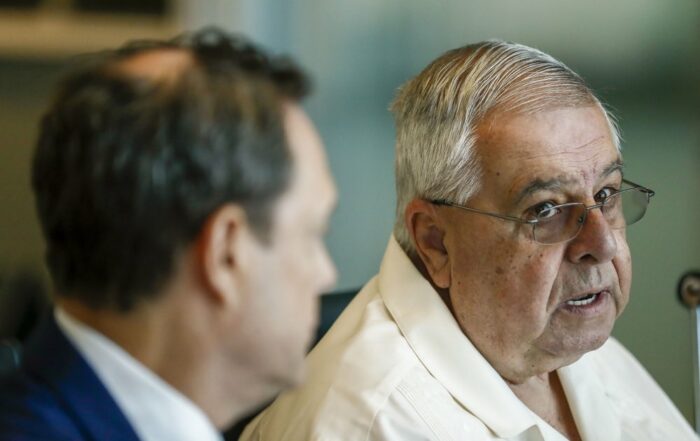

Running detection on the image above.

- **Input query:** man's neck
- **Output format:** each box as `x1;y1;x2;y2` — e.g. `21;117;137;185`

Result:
58;298;168;371
57;297;225;424
56;295;279;430
508;371;582;441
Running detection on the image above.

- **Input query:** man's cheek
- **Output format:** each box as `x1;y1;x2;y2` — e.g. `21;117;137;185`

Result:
614;239;632;280
522;252;559;288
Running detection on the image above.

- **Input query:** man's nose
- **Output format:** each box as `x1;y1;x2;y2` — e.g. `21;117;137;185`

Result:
565;207;619;264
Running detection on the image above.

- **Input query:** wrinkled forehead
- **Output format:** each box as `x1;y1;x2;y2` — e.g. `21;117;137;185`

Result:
475;106;622;198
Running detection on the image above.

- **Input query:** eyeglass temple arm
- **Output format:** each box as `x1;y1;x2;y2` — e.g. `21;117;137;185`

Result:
622;179;655;198
431;178;655;225
430;199;538;225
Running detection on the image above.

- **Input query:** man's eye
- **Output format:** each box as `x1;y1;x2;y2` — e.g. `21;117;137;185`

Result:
595;187;617;203
531;201;560;220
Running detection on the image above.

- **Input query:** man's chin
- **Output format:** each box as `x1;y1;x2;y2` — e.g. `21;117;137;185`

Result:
545;303;617;356
286;361;307;389
267;356;306;392
547;331;612;363
535;321;614;369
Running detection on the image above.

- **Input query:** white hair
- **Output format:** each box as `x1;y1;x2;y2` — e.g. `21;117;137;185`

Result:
390;40;621;256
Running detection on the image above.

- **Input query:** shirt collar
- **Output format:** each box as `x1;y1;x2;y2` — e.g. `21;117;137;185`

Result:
55;308;223;441
378;236;623;440
558;352;621;441
378;236;537;438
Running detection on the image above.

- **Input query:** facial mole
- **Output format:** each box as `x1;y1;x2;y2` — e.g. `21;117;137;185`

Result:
495;266;504;275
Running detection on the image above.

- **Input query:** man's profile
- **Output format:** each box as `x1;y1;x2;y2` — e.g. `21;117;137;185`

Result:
0;28;336;441
241;40;697;440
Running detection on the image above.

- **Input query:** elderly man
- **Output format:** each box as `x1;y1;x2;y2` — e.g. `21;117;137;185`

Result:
241;41;697;440
0;29;336;441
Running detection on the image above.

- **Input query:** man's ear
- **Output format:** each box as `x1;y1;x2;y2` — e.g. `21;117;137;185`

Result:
195;204;250;307
404;199;451;289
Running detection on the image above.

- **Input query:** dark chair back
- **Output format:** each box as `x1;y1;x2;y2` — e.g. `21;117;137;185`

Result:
0;340;22;376
314;289;359;344
0;270;50;342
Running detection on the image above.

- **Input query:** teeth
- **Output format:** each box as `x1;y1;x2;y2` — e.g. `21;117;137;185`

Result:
566;293;598;307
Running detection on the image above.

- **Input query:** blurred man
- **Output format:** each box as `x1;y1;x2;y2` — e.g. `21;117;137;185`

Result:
0;28;336;441
242;41;698;440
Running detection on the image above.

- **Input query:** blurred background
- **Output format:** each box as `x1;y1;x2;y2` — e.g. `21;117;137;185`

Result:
0;0;698;425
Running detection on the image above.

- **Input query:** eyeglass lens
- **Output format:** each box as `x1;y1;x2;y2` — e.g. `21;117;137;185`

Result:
533;188;650;244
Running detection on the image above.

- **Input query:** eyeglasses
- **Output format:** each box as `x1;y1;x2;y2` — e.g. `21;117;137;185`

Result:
430;179;655;245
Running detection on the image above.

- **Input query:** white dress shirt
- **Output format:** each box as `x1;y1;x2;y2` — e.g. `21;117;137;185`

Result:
56;308;223;441
241;236;698;441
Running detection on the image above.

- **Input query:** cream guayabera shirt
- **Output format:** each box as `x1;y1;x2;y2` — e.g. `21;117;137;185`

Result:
56;309;224;441
241;237;698;441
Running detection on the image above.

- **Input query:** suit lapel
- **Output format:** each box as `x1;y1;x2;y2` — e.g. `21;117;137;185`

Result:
23;313;142;441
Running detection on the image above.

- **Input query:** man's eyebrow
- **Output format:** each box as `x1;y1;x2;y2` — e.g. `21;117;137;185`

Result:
601;160;625;179
513;177;573;206
513;159;625;206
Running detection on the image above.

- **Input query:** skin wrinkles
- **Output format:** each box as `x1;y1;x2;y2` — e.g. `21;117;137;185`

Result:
504;151;623;213
507;133;606;160
512;160;624;210
438;106;631;384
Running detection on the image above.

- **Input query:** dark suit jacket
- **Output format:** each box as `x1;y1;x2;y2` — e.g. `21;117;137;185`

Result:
0;313;141;441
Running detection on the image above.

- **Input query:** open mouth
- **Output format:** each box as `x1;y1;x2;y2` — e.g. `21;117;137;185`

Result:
566;292;599;307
